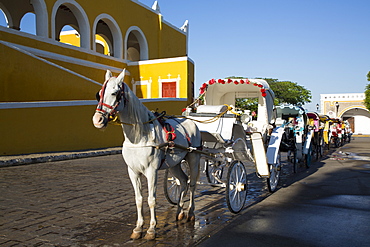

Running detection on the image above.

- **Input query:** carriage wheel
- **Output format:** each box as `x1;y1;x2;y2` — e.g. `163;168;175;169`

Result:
317;138;324;159
288;140;299;173
267;151;281;193
226;161;247;213
163;161;189;205
205;160;224;185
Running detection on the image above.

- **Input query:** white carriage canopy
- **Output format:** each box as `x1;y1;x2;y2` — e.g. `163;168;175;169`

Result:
199;78;275;123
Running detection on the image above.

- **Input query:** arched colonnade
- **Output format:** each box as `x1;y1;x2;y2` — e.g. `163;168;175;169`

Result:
0;0;148;61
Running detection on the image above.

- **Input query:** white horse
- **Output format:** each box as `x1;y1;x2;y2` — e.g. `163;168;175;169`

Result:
92;69;201;240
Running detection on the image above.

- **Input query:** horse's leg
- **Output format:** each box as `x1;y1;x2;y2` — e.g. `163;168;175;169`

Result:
185;152;200;221
143;167;158;240
127;167;144;239
168;164;189;221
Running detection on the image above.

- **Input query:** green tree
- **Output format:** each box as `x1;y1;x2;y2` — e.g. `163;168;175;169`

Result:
364;71;370;111
226;76;312;111
263;78;311;106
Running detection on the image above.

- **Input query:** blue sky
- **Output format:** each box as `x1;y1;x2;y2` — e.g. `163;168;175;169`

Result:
141;0;370;111
1;0;369;111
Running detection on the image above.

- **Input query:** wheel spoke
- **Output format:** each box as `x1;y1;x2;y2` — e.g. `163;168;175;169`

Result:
226;161;247;213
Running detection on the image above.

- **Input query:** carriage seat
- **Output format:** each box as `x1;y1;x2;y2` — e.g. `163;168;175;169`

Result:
188;107;238;146
274;117;286;127
196;105;228;114
244;120;267;134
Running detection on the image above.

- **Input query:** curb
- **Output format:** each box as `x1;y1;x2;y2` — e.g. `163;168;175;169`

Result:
0;147;122;167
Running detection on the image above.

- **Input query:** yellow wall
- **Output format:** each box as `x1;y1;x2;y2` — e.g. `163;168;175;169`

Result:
59;31;110;56
0;0;194;155
0;106;123;155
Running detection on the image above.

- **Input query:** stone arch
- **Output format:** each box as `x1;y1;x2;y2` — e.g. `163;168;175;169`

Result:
51;0;90;49
0;2;13;28
0;0;47;36
340;106;370;118
0;0;34;31
30;0;48;37
124;26;148;61
92;14;123;59
340;106;370;134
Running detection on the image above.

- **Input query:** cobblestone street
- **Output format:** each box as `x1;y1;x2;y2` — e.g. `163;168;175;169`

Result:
0;152;291;246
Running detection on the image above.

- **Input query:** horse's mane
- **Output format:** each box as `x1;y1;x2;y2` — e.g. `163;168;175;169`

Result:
123;83;154;143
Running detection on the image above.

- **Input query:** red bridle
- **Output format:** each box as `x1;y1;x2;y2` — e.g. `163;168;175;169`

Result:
95;78;126;118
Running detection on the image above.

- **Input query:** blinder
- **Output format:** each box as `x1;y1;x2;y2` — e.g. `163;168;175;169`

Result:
96;91;101;102
95;79;126;121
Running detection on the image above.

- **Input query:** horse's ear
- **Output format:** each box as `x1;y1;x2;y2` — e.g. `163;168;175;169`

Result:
105;70;112;81
117;69;126;83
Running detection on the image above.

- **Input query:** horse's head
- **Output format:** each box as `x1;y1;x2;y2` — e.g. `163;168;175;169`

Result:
92;69;128;129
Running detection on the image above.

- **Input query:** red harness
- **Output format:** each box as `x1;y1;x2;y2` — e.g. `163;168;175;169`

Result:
95;78;126;119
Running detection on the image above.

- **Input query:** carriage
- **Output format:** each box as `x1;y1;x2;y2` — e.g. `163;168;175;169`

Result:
275;104;312;172
164;78;284;213
328;118;343;148
319;114;331;150
93;70;287;239
307;112;324;161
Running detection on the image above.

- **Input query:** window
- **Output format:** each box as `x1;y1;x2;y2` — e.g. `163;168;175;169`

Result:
162;82;176;98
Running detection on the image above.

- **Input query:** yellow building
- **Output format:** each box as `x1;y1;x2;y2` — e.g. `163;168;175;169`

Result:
0;0;195;155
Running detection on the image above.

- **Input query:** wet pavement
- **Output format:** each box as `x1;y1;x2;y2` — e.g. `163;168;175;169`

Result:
0;149;270;246
0;137;369;246
200;137;370;247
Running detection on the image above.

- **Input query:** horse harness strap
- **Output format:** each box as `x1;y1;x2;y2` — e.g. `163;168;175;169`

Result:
96;78;127;118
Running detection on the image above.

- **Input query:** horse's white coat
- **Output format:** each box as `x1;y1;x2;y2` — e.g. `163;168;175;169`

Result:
92;69;201;240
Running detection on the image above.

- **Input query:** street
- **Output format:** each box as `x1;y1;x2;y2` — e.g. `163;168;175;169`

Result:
1;137;369;246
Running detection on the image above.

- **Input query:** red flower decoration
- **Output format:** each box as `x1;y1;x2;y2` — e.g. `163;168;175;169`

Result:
246;79;250;84
234;81;239;85
209;79;215;85
253;83;258;86
258;84;263;88
182;108;186;112
260;88;266;93
221;80;225;84
240;79;245;84
218;79;223;83
262;92;267;97
227;79;232;84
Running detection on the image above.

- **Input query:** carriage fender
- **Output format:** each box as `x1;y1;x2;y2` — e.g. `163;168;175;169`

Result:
303;129;314;155
250;133;269;177
266;127;285;165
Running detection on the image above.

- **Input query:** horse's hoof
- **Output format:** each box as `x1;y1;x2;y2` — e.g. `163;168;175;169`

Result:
130;231;142;240
177;212;185;221
144;232;156;240
187;215;196;222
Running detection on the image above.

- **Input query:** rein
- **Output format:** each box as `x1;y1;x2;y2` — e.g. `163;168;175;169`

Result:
172;104;239;124
113;104;238;126
108;111;166;126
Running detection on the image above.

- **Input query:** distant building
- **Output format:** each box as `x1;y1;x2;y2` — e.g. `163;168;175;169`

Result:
320;93;370;135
